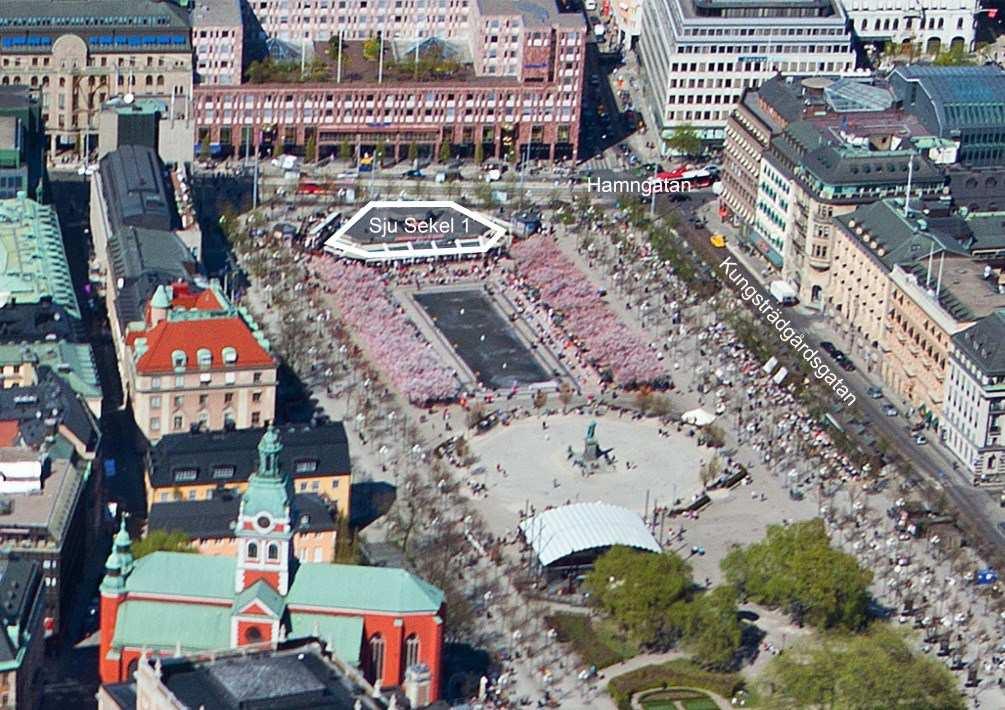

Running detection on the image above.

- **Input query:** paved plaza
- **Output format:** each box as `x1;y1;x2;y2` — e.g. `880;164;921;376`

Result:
466;413;707;535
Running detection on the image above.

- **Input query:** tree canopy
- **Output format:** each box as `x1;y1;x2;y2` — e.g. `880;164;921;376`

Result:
585;546;693;646
666;123;702;157
761;626;964;710
679;585;743;670
721;519;872;630
131;530;196;560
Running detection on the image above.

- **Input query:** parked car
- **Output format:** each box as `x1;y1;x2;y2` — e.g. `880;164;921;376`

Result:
914;434;928;445
820;341;838;356
883;404;899;417
839;357;856;372
404;169;425;179
866;386;883;399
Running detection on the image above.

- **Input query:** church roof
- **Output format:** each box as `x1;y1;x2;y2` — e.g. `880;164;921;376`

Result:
112;600;231;652
123;552;445;614
234;580;286;619
288;614;363;667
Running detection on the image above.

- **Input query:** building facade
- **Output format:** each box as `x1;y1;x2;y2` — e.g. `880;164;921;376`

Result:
144;422;351;517
125;282;277;442
840;0;979;54
638;0;857;146
943;311;1005;482
191;0;245;86
890;64;1005;169
100;428;445;699
0;0;194;155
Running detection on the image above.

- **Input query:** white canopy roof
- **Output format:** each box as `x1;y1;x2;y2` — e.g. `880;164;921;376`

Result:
519;502;661;567
682;408;716;426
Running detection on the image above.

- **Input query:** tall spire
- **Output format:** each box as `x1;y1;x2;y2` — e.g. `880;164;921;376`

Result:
101;514;134;594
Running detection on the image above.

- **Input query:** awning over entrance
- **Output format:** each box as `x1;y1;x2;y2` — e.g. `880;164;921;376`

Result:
745;227;784;268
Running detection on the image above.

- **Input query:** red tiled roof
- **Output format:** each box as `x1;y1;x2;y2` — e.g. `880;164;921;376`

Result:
171;284;223;311
0;421;20;447
133;317;275;374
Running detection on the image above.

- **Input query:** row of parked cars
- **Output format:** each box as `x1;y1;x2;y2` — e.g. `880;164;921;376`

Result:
819;341;856;372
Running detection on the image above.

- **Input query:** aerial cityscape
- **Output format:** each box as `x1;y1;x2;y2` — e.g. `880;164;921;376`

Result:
0;0;1002;708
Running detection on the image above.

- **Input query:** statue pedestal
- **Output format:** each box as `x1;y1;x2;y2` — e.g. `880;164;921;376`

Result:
583;440;600;461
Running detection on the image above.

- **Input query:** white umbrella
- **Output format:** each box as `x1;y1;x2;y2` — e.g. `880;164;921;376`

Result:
682;408;716;427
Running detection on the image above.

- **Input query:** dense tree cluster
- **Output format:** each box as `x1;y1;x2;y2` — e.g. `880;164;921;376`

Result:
721;519;872;630
762;626;965;710
585;547;743;670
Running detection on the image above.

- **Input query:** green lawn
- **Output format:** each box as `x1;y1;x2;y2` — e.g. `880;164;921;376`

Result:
545;612;636;668
681;698;720;710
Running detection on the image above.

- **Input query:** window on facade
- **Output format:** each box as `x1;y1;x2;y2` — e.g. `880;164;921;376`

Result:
173;415;184;431
369;635;385;681
405;635;420;669
267;543;279;560
252;391;262;403
248;542;259;558
253;372;262;384
252;412;261;425
150;417;160;431
224;393;234;403
172;350;187;368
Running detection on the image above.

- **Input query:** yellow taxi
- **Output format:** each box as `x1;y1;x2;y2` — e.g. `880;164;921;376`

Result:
709;233;727;248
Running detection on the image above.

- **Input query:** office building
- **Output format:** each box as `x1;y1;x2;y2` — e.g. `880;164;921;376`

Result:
193;0;585;161
0;88;43;201
841;0;979;54
191;0;245;86
638;0;857;147
943;310;1005;482
0;0;194;157
891;64;1005;168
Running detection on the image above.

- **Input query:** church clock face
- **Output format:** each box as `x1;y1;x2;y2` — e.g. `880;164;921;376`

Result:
256;514;271;530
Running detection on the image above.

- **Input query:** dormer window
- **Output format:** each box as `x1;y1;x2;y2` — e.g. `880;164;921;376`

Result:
173;467;198;482
172;350;187;369
222;346;237;364
197;348;212;367
294;459;318;473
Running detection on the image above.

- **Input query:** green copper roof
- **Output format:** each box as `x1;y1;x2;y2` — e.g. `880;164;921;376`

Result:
0;342;101;402
125;552;236;600
150;284;171;309
288;563;445;614
233;580;286;618
112;600;231;652
240;426;291;521
0;197;80;319
288;613;363;666
126;552;444;614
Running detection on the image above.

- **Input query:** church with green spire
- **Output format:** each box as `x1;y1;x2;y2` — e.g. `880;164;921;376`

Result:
98;427;446;701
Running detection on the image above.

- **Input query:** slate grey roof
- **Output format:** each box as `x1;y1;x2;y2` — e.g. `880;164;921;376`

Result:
756;77;805;124
145;641;383;710
953;310;1005;377
147;422;350;489
106;227;199;328
148;491;338;540
966;212;1005;254
0;366;99;453
0;558;41;665
802;147;942;187
0;301;83;343
835;199;969;272
99;146;176;234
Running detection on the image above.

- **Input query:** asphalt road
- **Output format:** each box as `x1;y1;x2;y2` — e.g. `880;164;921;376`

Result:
667;200;1005;556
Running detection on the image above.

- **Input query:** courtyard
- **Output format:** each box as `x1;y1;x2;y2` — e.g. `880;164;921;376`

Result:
465;413;707;536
